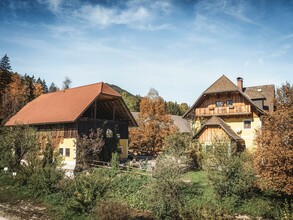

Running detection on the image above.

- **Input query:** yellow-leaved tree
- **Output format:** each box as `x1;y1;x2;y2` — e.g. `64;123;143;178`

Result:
130;88;177;155
254;82;293;196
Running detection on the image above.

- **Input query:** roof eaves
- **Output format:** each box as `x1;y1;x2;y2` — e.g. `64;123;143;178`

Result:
182;92;206;119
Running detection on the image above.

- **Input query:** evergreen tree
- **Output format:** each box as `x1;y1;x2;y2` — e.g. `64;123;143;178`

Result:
0;54;12;95
0;54;12;71
42;79;48;93
22;74;36;101
49;82;59;92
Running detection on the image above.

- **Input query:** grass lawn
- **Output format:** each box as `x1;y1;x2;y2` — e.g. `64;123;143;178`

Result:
183;171;216;202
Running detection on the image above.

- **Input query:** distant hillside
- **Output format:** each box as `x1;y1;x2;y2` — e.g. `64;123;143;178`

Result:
107;83;140;112
106;83;136;97
107;83;189;116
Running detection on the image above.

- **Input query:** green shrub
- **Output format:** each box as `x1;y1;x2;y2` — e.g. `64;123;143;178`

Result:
92;200;131;220
204;142;256;201
149;155;186;220
64;169;112;214
107;173;151;210
239;197;276;218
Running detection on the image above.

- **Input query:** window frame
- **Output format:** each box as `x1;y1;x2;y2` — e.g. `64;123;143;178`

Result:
215;101;222;107
243;119;252;129
226;100;233;107
59;148;64;156
65;148;70;157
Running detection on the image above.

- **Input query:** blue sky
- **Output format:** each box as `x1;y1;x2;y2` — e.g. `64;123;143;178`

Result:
0;0;292;104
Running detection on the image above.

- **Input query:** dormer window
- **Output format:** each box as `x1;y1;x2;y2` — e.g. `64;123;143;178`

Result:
216;101;222;107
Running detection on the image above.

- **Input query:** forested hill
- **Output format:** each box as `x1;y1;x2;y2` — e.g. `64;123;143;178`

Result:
107;83;141;112
106;83;136;98
107;84;189;116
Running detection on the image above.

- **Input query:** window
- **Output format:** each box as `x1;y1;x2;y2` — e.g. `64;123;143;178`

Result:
216;101;222;107
227;100;233;107
59;148;64;156
204;143;213;153
117;146;123;154
65;148;70;157
243;120;252;129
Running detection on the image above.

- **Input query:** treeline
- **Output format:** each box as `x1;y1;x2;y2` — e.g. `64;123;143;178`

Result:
0;54;59;125
0;54;189;126
119;89;189;115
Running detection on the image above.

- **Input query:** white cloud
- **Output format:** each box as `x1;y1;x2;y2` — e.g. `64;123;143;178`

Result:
74;4;155;27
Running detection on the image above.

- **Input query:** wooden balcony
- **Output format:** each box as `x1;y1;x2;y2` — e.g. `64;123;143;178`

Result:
195;105;251;116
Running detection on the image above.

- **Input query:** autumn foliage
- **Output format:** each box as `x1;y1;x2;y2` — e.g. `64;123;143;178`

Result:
0;55;49;125
130;94;177;155
254;82;293;196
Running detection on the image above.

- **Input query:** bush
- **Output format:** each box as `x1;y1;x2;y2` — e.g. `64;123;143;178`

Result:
149;155;186;220
164;132;199;170
92;200;131;220
203;142;256;200
63;169;113;214
107;173;151;210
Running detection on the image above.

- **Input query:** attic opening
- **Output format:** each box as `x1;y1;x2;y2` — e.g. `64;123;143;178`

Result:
80;95;129;122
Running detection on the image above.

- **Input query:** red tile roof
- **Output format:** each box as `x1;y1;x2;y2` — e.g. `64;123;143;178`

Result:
5;82;122;126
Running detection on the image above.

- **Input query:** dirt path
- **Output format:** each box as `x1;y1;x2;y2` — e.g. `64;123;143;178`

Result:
0;195;50;220
0;201;50;220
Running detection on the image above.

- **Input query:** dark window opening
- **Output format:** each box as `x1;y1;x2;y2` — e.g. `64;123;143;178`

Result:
59;148;64;156
227;100;233;106
216;101;222;107
65;148;70;157
243;120;251;129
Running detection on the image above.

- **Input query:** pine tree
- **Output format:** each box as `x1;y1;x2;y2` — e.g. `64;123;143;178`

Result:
0;54;12;71
49;82;59;92
0;54;12;95
42;79;48;93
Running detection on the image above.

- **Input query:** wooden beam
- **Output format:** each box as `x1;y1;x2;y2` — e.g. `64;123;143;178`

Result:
94;100;97;119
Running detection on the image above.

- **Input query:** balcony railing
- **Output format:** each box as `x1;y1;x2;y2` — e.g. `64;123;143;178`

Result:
195;105;251;116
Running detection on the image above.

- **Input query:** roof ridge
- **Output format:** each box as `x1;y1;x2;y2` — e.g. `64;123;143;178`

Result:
203;74;239;94
63;82;103;91
245;84;275;88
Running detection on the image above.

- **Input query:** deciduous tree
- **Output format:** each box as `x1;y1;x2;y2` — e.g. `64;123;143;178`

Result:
254;82;293;196
130;89;177;155
62;76;72;90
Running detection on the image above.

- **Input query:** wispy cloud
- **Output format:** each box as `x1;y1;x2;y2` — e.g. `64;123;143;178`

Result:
193;0;264;34
36;0;64;13
35;0;174;30
75;4;150;26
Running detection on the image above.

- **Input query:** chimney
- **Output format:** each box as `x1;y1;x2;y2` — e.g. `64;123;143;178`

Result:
237;77;243;91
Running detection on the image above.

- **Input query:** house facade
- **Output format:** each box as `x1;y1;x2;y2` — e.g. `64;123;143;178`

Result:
5;82;137;168
183;75;274;150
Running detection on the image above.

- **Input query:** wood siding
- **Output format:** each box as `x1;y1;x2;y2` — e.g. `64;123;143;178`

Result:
37;123;78;138
195;93;252;117
198;126;229;143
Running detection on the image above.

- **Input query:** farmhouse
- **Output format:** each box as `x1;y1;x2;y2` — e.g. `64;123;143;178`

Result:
5;82;137;168
183;75;274;150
